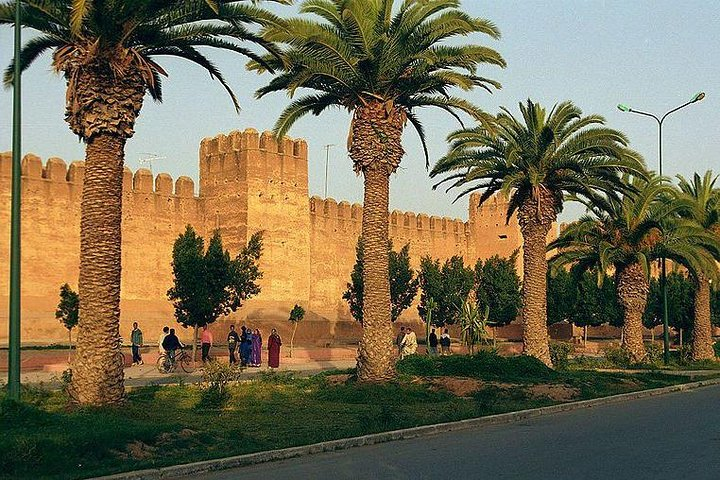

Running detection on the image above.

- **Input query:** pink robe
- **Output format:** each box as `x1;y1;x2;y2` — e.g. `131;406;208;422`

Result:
268;334;282;368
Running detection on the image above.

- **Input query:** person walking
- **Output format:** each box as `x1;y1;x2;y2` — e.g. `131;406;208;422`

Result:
395;326;406;357
130;322;144;366
227;325;240;365
440;328;451;355
158;326;169;355
201;325;213;363
268;328;282;370
250;329;262;367
400;327;418;359
240;325;252;366
428;328;439;356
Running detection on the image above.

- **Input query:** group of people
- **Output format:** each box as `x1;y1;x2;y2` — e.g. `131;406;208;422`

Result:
395;326;452;359
129;322;284;370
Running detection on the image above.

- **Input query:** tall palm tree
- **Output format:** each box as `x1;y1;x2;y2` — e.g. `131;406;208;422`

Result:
1;0;288;405
549;175;720;363
432;100;644;366
249;0;505;381
676;171;720;360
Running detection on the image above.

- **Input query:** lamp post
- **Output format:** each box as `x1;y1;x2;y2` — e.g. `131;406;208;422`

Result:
617;92;706;365
8;0;23;401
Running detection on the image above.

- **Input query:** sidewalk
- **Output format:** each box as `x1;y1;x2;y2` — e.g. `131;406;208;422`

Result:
0;346;358;388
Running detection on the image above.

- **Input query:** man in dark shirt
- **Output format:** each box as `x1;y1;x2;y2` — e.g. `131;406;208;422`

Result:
227;325;240;365
428;328;439;356
161;328;183;364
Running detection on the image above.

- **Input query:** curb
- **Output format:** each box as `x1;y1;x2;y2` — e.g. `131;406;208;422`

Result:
92;377;720;480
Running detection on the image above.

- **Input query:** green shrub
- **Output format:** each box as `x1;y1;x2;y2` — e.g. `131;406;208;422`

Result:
645;343;663;365
396;350;555;383
677;345;693;364
714;341;720;358
603;345;631;368
549;342;573;370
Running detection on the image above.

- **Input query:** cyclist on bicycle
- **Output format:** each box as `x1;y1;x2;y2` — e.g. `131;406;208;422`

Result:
161;328;184;366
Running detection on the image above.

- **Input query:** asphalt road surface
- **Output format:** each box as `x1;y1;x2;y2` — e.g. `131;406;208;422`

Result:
188;384;720;480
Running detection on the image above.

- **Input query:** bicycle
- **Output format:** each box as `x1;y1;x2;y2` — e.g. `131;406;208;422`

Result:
156;347;196;374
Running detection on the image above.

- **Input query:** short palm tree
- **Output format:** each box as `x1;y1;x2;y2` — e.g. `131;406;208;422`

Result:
1;0;288;405
676;171;720;360
432;100;645;365
249;0;505;381
549;175;720;363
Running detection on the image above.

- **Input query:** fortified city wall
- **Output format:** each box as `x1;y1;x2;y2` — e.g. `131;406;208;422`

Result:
0;128;524;345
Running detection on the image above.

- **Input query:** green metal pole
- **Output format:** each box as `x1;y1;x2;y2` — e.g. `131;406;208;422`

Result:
658;121;670;365
8;0;22;401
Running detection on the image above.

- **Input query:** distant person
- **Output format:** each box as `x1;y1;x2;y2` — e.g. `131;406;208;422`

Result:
268;329;282;370
440;329;451;355
250;328;262;367
240;325;252;366
395;326;406;356
130;322;144;366
227;325;240;365
158;326;169;354
400;327;417;359
162;328;183;364
201;325;213;363
428;328;438;356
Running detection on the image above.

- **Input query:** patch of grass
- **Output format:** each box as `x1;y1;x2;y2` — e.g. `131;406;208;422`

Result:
0;352;704;480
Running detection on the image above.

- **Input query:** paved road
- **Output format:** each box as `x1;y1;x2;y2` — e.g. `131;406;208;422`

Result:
195;384;720;480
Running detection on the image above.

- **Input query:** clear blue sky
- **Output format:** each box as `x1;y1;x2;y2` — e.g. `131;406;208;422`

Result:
1;0;718;222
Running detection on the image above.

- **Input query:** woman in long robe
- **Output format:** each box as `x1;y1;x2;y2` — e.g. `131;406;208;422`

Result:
251;329;262;367
268;329;282;369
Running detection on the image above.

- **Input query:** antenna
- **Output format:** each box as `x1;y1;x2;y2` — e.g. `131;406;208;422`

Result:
323;144;335;198
138;153;167;174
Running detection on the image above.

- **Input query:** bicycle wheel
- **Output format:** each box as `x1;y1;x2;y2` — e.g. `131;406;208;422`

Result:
180;353;196;373
156;354;170;373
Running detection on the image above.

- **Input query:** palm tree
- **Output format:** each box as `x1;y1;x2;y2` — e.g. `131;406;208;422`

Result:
549;175;720;363
249;0;505;381
676;171;720;360
432;100;644;366
1;0;288;405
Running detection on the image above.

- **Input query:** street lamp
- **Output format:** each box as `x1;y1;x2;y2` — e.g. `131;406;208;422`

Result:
8;0;23;401
617;92;706;365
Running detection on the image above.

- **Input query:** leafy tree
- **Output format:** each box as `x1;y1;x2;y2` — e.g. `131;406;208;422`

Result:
644;273;695;335
418;256;474;327
167;226;263;363
572;271;623;328
550;175;720;363
475;253;521;327
1;0;287;404
251;0;505;382
675;171;720;359
288;304;305;358
56;283;79;362
547;269;576;326
432;99;645;366
343;239;419;324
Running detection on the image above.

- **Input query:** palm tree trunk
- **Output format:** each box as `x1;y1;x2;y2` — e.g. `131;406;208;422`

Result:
350;101;405;382
692;273;714;360
356;164;395;381
616;262;648;363
71;133;126;405
517;197;555;367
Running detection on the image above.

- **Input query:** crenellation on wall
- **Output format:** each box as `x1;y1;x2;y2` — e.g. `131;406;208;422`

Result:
175;176;195;197
67;161;85;184
21;154;43;177
44;157;67;180
0;151;10;176
132;168;154;193
155;173;173;195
